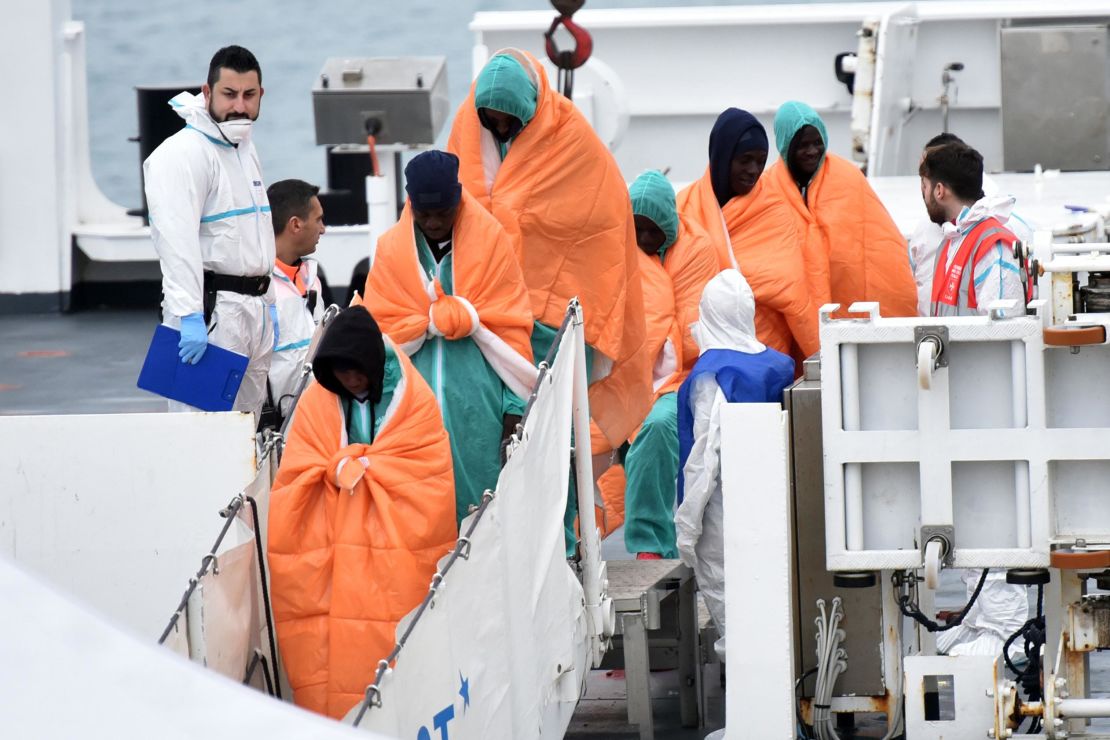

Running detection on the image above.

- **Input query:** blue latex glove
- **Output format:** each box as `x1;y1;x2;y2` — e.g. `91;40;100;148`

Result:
269;303;280;351
178;312;208;364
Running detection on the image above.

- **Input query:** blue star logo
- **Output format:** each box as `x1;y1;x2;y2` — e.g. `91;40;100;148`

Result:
458;671;470;712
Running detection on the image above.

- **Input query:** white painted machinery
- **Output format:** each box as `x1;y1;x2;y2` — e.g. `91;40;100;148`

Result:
726;220;1110;738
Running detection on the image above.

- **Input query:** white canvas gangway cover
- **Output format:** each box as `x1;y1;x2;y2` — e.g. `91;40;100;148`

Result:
159;441;282;697
346;305;610;739
0;553;388;740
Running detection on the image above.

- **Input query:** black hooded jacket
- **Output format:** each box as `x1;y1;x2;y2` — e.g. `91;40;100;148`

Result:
311;307;387;404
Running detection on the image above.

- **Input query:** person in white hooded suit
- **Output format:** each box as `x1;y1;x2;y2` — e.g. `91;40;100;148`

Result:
673;269;796;660
144;45;277;417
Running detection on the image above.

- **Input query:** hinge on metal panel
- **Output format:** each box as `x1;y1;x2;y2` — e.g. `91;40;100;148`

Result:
640;588;662;630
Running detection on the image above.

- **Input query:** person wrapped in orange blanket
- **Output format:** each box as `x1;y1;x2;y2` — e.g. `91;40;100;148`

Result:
677;108;819;364
446;48;651;452
267;306;456;719
767;101;917;318
365;150;535;527
594;170;720;557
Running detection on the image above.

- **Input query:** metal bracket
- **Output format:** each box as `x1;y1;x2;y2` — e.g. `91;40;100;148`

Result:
640;588;662;630
986;298;1019;320
914;326;950;368
201;553;220;576
920;524;956;567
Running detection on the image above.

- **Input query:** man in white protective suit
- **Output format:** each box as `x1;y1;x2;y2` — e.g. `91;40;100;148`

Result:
144;45;277;417
936;570;1030;660
264;179;326;425
673;269;795;661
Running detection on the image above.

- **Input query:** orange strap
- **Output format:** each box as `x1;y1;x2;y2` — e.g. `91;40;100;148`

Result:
1050;548;1110;570
931;217;1008;309
1043;325;1107;347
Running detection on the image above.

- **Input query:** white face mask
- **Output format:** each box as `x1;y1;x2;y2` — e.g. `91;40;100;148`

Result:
217;118;253;145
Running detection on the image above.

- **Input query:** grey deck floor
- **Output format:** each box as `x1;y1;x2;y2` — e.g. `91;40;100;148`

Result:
0;308;165;415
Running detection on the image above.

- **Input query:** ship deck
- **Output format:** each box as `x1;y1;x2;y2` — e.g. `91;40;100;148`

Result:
6;308;1110;738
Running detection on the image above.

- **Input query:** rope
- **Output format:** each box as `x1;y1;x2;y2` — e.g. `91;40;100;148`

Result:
243;648;276;697
520;306;575;425
1005;583;1045;734
897;568;989;632
352;488;496;727
278;304;342;442
245;495;282;700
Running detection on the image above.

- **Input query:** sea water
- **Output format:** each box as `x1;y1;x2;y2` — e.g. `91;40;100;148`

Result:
73;0;884;209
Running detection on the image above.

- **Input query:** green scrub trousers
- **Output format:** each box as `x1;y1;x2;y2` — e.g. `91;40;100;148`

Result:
622;392;679;558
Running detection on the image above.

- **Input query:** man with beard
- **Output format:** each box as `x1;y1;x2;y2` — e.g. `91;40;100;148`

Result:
909;133;1034;315
144;45;277;417
919;141;1024;316
917;149;1029;663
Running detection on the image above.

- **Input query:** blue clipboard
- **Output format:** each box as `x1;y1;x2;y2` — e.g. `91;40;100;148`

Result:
137;324;249;412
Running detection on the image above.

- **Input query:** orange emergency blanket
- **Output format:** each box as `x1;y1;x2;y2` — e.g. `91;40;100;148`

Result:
364;191;536;395
590;251;682;534
662;216;720;383
640;251;685;397
767;153;918;317
267;346;456;719
678;170;819;358
447;48;650;446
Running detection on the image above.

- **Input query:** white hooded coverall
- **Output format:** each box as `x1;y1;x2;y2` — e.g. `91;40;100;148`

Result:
144;91;276;416
675;269;794;661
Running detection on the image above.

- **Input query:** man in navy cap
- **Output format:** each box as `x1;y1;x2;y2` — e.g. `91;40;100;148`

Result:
364;151;536;525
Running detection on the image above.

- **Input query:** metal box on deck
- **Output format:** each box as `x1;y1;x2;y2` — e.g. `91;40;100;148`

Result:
1001;24;1110;172
312;57;449;146
786;358;885;698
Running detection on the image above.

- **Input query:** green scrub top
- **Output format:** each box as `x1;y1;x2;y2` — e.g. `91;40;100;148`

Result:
341;344;400;445
410;228;525;526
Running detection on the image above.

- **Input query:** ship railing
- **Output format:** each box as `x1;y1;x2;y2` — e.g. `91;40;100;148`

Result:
152;303;342;698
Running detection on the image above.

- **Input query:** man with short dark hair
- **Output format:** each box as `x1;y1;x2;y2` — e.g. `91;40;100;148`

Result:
919;141;1032;660
267;179;326;419
919;141;1025;316
909;134;1033;314
144;45;277;417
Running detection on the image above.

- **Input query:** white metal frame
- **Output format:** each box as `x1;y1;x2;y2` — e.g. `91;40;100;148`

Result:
722;403;798;738
819;300;1110;572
